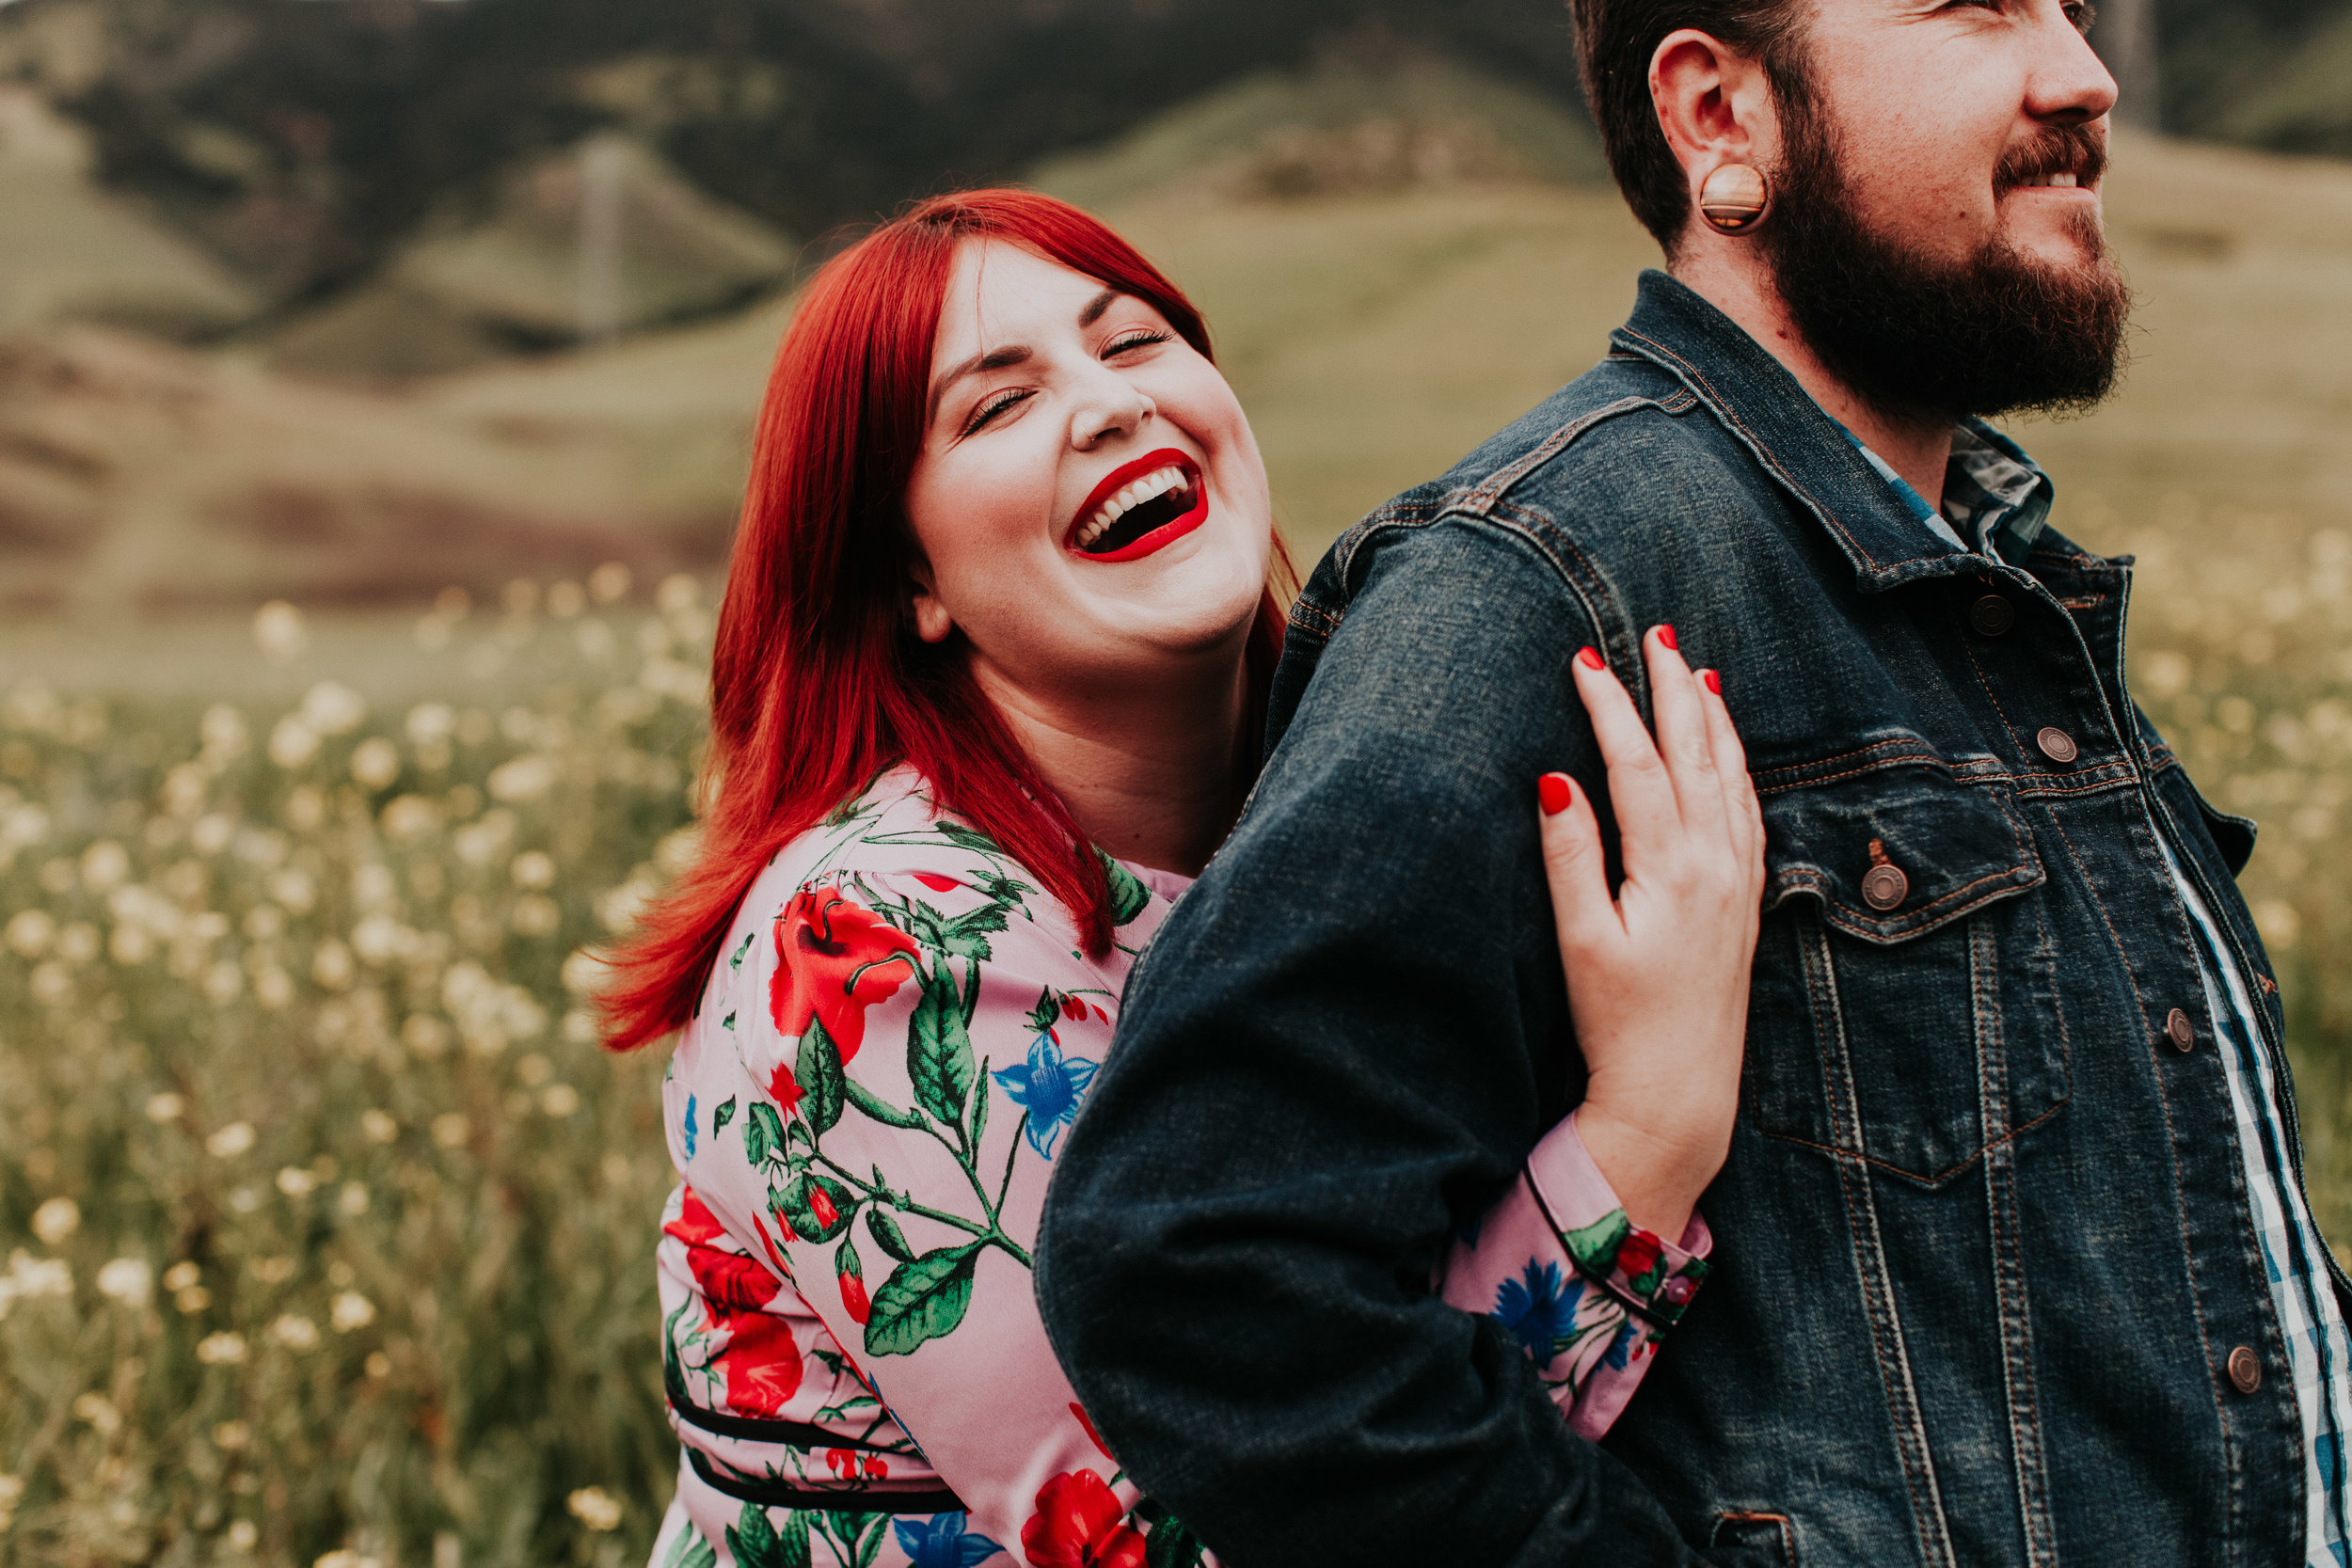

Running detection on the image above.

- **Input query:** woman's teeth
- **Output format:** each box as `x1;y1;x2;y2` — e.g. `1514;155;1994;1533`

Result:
1076;464;1188;549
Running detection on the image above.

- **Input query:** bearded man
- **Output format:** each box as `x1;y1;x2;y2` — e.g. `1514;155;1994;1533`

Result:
1037;0;2350;1563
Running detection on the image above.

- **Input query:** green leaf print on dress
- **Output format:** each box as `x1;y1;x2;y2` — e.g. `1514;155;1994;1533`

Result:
865;1243;982;1357
908;971;977;1124
727;1502;812;1568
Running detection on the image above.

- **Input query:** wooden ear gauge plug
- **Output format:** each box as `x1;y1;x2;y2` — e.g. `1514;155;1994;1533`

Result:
1699;164;1770;234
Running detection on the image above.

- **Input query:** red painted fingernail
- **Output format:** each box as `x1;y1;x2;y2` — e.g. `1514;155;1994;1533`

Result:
1576;646;1604;671
1539;773;1574;816
1657;625;1677;651
1702;668;1722;695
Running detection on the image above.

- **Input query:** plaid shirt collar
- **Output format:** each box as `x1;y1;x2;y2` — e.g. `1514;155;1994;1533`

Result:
1841;418;2055;564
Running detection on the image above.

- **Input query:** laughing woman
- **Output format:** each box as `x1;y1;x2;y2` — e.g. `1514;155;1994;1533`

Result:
601;191;1763;1568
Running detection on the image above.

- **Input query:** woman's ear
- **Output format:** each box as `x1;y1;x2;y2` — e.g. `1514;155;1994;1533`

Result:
907;558;954;644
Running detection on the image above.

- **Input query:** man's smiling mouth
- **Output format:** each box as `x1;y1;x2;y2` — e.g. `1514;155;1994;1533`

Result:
1995;124;2106;196
1065;450;1208;561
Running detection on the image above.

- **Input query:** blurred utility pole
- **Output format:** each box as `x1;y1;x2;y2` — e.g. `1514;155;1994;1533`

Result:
2096;0;2162;131
577;135;626;345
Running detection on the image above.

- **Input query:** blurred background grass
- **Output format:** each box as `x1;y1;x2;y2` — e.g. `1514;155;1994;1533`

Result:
4;0;2352;1563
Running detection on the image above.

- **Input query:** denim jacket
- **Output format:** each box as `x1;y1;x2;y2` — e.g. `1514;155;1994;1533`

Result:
1037;271;2334;1568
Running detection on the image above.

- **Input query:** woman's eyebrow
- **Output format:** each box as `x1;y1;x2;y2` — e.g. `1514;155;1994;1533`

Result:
928;344;1030;420
1077;288;1120;327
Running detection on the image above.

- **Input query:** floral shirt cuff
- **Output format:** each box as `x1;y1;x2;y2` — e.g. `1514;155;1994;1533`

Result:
1524;1112;1712;1329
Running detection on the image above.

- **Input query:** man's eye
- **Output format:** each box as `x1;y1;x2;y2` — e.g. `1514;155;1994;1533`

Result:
1104;329;1172;357
962;388;1031;435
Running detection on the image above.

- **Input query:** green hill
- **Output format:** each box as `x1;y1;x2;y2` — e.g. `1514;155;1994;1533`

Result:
265;133;798;380
1030;55;1607;211
6;53;2351;619
0;85;256;338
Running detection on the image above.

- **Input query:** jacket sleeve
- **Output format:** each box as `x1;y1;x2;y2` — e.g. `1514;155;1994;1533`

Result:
1038;516;1742;1566
1442;1113;1712;1440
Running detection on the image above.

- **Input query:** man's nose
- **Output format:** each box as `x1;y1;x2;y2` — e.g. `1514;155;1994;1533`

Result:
2029;2;2120;126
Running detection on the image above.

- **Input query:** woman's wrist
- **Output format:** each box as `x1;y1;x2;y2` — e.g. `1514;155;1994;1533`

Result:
1570;1100;1730;1241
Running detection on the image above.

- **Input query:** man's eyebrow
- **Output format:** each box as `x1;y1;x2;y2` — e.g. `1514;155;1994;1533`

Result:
1078;288;1120;327
928;343;1031;422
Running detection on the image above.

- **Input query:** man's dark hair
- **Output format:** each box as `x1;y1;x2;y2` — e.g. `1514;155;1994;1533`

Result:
1568;0;1812;250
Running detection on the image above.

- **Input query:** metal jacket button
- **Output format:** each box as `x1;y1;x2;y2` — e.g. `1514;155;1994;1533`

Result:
1861;838;1908;911
2166;1008;2197;1052
2037;727;2079;764
1969;594;2016;636
2227;1346;2263;1394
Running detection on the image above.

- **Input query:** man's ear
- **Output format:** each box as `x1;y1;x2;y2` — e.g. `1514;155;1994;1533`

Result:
1651;29;1780;200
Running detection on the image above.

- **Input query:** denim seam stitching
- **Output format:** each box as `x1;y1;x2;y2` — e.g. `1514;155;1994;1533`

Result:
1457;391;1699;515
1302;501;1443;634
1974;918;2060;1567
1752;742;1958;790
1756;1099;2069;1186
1799;918;1959;1562
1613;327;1952;578
2036;801;2242;1533
1773;864;2038;941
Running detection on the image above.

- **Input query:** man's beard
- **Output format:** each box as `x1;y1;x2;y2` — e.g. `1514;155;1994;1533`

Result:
1760;111;2131;423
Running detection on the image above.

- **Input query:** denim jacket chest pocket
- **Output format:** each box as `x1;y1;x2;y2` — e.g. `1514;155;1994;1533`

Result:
1741;764;2070;1185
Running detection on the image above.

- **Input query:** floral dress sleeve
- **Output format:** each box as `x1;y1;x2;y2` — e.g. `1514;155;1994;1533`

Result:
676;800;1215;1568
1438;1114;1712;1439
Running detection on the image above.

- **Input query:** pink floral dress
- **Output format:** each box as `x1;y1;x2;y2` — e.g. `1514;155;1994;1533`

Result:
649;768;1711;1568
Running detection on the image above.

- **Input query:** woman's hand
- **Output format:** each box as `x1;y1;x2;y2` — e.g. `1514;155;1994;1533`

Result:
1536;626;1765;1240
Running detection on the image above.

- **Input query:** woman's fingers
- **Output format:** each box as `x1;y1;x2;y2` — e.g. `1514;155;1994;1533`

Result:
1568;644;1681;857
1642;626;1727;838
1693;668;1762;868
1536;771;1619;958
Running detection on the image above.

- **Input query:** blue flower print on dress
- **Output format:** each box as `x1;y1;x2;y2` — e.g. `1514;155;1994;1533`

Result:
892;1511;1005;1567
1492;1259;1581;1370
682;1095;698;1162
990;1030;1099;1160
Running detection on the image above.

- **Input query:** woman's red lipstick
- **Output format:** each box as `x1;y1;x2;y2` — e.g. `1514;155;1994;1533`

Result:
1063;449;1209;563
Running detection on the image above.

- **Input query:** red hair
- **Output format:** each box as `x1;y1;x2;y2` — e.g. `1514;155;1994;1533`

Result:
600;189;1294;1052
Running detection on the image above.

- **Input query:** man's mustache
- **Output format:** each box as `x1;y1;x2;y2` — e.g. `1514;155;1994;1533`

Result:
1995;123;2109;189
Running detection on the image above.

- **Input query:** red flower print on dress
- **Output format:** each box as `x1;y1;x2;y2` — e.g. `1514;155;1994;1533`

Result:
806;1182;840;1233
666;1189;778;1321
1021;1470;1147;1568
770;885;922;1062
1614;1230;1664;1284
914;873;961;893
826;1449;859;1481
1060;995;1088;1022
862;1454;888;1479
665;1185;727;1248
769;1062;805;1118
665;1188;802;1414
716;1312;803;1416
1069;1403;1117;1465
840;1271;871;1324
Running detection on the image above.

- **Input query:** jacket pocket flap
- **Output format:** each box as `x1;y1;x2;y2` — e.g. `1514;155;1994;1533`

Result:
1760;768;2042;943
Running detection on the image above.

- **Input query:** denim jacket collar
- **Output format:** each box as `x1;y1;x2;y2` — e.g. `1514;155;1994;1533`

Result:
1609;269;2000;594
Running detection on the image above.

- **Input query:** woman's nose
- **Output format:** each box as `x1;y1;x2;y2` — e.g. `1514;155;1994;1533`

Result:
1070;374;1153;451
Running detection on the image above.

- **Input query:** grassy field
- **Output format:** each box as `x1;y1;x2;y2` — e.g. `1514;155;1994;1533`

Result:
5;106;2352;1568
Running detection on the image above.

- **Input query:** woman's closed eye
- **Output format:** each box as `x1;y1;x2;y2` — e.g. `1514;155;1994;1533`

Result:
961;387;1034;436
1103;328;1171;357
